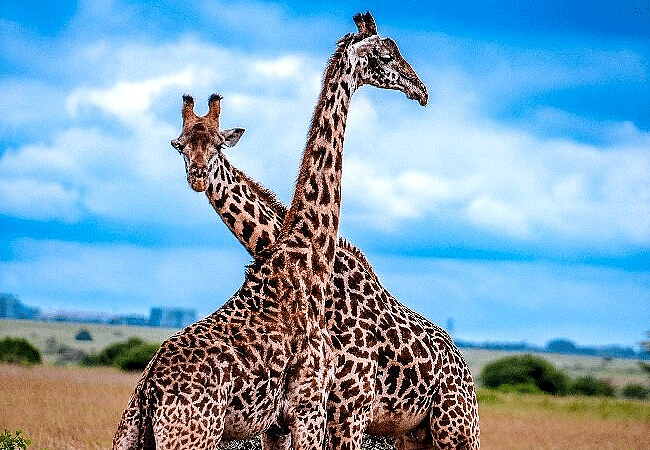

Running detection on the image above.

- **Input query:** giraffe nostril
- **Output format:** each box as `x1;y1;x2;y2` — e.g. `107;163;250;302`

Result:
189;166;207;177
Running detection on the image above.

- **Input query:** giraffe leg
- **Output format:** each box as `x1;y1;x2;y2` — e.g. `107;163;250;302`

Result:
428;382;480;450
284;358;331;450
326;416;365;450
153;384;229;450
285;394;328;450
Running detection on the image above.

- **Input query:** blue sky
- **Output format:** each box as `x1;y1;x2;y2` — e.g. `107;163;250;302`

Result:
1;0;648;348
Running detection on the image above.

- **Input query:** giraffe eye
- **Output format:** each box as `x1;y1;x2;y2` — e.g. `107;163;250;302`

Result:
379;53;392;62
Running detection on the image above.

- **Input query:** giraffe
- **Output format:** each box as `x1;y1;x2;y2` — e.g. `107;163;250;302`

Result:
114;92;336;450
171;13;478;450
113;11;432;450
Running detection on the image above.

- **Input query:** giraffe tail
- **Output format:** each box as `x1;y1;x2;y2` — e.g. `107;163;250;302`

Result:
112;380;157;450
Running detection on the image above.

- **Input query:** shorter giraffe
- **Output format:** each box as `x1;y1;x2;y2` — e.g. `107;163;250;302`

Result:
113;88;338;450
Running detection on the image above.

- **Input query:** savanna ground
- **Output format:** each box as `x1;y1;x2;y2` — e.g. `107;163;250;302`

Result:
2;319;649;449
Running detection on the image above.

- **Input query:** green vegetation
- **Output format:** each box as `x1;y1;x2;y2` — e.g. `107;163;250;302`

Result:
0;430;31;450
75;328;93;341
496;382;542;395
114;342;159;371
569;376;615;397
0;338;41;365
480;353;650;400
82;337;159;372
82;337;146;367
477;387;650;421
480;354;569;395
622;383;649;400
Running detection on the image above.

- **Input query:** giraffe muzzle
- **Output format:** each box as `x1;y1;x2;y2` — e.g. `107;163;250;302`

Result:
188;165;208;192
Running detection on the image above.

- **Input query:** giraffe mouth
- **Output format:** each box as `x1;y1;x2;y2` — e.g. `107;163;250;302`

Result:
400;69;428;106
406;78;428;106
188;166;209;192
408;90;428;106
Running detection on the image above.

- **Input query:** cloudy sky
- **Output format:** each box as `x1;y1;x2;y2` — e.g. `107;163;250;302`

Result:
1;0;648;348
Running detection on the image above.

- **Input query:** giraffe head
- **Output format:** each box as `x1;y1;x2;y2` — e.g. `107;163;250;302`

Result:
347;12;428;106
171;94;245;192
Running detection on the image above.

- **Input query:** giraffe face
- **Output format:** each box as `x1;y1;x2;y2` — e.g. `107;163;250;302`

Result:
352;35;428;106
172;95;245;192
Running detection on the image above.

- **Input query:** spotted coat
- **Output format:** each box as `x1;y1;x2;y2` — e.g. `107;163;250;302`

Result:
169;13;478;450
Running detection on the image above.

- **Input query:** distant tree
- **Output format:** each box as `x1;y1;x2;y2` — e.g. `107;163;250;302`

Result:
75;328;93;341
480;354;569;395
547;339;578;354
114;343;159;371
569;376;615;397
81;337;145;367
622;383;649;400
0;337;41;365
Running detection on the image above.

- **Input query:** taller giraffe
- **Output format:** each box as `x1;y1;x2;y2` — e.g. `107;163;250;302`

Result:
173;13;478;450
113;11;429;450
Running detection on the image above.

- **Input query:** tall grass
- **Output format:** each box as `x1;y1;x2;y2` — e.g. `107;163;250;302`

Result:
0;364;138;450
1;364;649;450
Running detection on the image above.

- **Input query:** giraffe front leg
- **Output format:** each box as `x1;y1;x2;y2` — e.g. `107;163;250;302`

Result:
325;358;375;450
326;417;365;450
428;377;480;450
153;383;230;450
284;379;328;450
283;347;332;450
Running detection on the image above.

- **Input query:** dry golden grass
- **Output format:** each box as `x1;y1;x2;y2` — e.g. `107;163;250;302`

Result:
1;363;649;450
478;390;650;449
0;364;138;450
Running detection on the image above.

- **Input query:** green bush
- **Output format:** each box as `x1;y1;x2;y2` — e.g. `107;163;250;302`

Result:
81;337;145;367
496;382;542;395
0;337;41;365
114;343;159;372
622;383;649;400
569;376;615;397
0;429;31;450
75;328;93;341
480;354;569;395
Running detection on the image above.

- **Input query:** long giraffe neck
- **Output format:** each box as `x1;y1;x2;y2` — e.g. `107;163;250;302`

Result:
206;155;286;257
276;39;357;283
204;134;382;281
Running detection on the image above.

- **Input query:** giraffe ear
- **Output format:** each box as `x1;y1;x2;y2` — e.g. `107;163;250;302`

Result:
223;128;245;147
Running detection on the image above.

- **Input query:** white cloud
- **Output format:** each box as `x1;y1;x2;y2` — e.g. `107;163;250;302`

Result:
0;178;82;222
254;55;302;79
1;11;648;256
66;67;199;122
340;83;650;249
466;196;530;238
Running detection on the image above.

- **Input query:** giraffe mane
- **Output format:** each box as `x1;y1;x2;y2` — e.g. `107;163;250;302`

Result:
336;238;380;283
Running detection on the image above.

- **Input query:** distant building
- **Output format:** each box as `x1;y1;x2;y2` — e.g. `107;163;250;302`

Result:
149;307;197;329
107;314;149;326
0;293;40;320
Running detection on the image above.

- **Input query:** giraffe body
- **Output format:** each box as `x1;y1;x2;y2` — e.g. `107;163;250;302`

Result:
114;12;435;450
171;13;478;450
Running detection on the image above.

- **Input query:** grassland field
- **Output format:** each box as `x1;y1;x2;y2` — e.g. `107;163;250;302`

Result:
2;318;646;387
1;319;649;449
